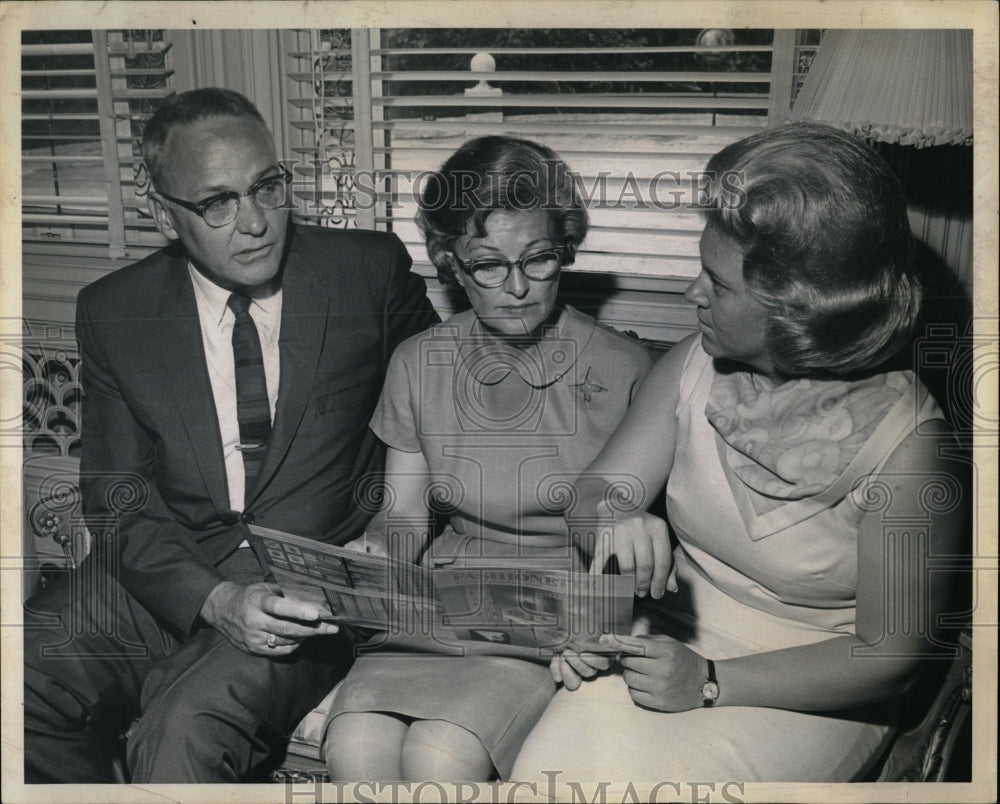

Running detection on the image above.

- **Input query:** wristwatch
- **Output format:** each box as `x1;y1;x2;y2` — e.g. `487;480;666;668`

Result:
700;658;720;707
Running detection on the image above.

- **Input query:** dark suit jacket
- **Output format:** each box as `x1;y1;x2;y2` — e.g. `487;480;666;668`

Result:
76;224;438;635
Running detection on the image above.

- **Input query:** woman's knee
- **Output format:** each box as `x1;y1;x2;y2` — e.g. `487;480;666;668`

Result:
322;713;371;767
402;719;493;781
324;712;408;779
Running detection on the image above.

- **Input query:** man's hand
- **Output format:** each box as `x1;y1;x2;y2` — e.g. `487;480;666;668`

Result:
588;503;675;599
200;581;339;656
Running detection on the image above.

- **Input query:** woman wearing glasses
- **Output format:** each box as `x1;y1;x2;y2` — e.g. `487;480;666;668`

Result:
321;136;652;781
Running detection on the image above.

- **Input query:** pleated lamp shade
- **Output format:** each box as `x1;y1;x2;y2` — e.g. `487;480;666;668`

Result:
791;29;973;147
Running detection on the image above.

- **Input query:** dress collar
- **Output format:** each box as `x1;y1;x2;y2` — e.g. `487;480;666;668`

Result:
455;305;596;388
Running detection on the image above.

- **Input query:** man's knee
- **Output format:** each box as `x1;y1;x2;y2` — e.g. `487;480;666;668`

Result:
126;637;279;781
24;609;136;736
126;686;253;781
21;575;170;782
23;574;168;729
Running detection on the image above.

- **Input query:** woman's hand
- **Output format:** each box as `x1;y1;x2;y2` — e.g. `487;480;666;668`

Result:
549;646;613;690
588;503;675;599
604;633;709;712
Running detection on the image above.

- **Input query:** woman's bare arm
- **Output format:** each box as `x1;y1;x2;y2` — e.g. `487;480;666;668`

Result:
618;420;968;712
569;335;695;597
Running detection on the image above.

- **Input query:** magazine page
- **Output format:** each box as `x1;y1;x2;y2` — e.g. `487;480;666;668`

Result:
250;525;635;657
248;524;441;630
434;567;634;653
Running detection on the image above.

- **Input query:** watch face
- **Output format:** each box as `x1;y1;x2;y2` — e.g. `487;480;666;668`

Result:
702;680;720;701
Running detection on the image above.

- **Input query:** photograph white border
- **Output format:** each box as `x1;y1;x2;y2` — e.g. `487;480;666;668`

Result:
2;2;996;802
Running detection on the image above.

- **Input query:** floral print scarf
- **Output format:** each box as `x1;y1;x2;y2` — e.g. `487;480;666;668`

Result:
705;369;915;521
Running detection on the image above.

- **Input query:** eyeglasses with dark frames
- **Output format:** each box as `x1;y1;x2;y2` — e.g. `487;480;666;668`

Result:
453;247;566;288
154;167;292;228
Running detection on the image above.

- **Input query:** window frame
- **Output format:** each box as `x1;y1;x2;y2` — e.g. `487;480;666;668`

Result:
21;29;174;261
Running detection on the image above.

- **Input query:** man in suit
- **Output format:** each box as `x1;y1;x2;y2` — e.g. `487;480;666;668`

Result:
22;88;438;783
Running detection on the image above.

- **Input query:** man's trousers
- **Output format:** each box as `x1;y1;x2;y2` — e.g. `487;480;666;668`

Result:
23;549;349;783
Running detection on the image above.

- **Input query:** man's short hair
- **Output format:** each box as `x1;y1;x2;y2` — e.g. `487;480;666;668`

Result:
416;135;589;286
703;122;920;377
142;88;267;192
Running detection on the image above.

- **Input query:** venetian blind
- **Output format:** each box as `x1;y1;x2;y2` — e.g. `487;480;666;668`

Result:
284;29;816;284
21;30;174;259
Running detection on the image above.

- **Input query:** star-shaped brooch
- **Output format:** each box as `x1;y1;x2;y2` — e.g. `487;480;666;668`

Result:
571;367;607;407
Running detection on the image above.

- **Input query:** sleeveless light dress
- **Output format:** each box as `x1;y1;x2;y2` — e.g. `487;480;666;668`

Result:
511;336;945;785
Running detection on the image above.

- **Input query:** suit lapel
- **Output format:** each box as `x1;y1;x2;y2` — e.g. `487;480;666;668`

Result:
156;256;232;514
246;252;329;503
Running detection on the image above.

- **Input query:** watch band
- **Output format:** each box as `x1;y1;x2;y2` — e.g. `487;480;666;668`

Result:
701;658;720;707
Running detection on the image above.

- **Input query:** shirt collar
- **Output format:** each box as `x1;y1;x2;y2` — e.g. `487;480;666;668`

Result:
186;261;281;327
456;305;596;388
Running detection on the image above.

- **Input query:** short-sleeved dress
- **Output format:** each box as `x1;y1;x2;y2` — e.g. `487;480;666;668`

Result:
324;305;652;779
511;336;946;784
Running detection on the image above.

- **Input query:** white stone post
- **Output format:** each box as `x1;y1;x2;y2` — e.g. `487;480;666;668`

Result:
465;52;503;125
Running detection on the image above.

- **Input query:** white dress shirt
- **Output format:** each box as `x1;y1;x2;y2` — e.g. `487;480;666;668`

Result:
187;263;282;513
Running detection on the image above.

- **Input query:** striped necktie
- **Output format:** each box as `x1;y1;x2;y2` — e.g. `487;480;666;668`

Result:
227;292;271;496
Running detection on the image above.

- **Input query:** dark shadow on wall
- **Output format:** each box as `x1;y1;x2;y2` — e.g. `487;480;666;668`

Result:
907;239;975;436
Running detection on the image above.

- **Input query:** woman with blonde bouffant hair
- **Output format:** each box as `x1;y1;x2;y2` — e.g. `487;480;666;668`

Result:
512;122;966;784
